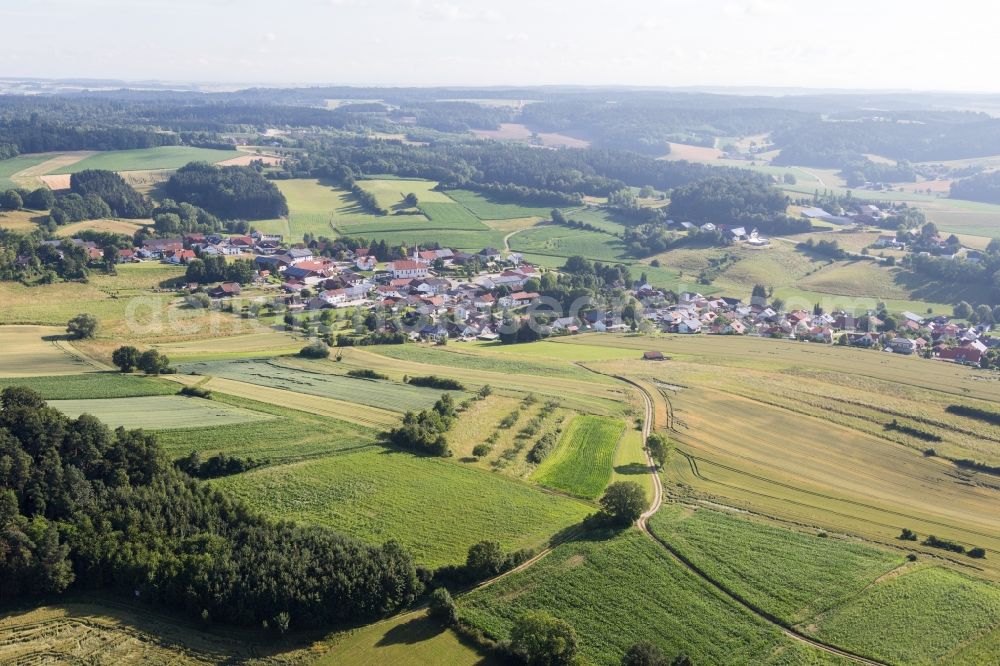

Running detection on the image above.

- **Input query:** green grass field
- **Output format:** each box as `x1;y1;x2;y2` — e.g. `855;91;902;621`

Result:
0;154;53;189
457;529;838;665
418;202;489;229
49;146;245;174
0;373;176;399
446;189;555;219
176;358;461;412
649;507;903;624
812;566;1000;664
216;446;592;567
48;395;275;430
358;178;454;210
532;415;625;498
509;225;629;263
156;392;376;462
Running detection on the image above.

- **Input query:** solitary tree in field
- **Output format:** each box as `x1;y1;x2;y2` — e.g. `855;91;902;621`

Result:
510;610;579;666
600;481;647;526
622;641;668;666
111;345;141;373
66;313;98;339
466;540;505;580
646;433;672;469
404;192;419;207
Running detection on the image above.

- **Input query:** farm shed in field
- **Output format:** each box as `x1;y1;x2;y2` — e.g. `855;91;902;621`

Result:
642;351;666;361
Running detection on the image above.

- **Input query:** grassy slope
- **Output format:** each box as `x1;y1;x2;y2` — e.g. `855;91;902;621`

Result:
47;395;275;430
649;507;903;624
216;446;592;568
0;373;177;399
458;529;838;666
532;414;625;498
50;146;244;173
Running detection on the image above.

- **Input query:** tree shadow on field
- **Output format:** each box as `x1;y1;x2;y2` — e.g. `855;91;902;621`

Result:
41;333;73;342
613;462;649;476
375;615;447;646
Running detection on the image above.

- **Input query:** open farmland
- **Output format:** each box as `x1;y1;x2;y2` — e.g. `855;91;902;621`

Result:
49;146;247;173
457;529;838;665
0;372;175;399
48;395;275;430
559;334;1000;572
650;507;904;625
358;177;454;210
316;611;500;666
417;201;486;228
176;357;460;412
508;224;629;263
0;153;54;189
0;601;313;665
156;393;376;462
532;415;625;498
54;218;147;237
812;566;1000;664
216;446;592;567
446;189;556;219
0;209;47;231
0;325;104;376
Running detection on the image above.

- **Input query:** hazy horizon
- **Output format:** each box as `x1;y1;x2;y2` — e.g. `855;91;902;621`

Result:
4;0;1000;93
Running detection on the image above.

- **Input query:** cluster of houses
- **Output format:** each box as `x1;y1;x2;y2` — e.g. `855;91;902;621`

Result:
640;291;994;365
45;228;994;365
669;220;770;246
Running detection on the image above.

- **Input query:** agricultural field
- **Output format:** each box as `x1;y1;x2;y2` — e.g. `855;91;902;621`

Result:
457;528;837;665
0;372;176;399
254;178;354;239
812;566;1000;664
561;333;1000;573
0;209;47;231
358;177;454;209
417;201;486;229
0;153;54;189
153;329;305;360
175;357;460;412
0;325;104;376
446;189;556;220
54;218;147;237
316;611;499;666
49;146;247;174
48;395;275;430
610;428;655;502
156;393;376;462
0;601;313;665
532;414;625;498
508;224;629;263
649;507;904;624
216;445;592;567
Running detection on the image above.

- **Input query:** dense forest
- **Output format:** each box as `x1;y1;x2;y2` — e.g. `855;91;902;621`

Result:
69;170;149;218
950;171;1000;204
771;112;1000;166
289;136;724;198
668;172;789;225
0;387;421;631
165;162;288;219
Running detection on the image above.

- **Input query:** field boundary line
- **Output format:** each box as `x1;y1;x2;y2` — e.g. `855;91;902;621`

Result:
586;366;888;665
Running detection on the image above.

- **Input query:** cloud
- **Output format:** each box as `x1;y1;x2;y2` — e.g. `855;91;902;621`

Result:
722;0;781;18
264;31;277;42
505;32;529;43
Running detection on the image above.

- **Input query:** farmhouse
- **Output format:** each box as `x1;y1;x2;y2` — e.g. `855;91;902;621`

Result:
209;282;242;298
642;350;665;361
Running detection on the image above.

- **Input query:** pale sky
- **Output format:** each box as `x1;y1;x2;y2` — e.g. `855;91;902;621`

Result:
3;0;1000;92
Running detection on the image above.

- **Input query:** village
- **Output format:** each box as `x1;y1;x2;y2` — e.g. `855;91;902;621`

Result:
37;225;994;368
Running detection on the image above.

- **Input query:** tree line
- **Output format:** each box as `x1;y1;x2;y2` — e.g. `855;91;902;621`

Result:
0;387;421;632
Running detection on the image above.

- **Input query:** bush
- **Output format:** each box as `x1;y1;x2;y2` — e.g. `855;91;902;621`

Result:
299;341;331;359
428;587;457;625
179;386;212;399
968;547;987;559
66;313;98;340
899;528;918;541
406;375;465;390
472;443;491;457
346;369;389;380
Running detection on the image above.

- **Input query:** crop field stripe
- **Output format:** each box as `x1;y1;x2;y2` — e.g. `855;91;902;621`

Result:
532;414;626;498
47;395;276;430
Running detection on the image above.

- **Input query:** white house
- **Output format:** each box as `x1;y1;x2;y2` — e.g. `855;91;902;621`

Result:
387;260;430;279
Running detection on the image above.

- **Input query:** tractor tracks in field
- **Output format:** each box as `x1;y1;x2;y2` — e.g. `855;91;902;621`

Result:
612;374;888;666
